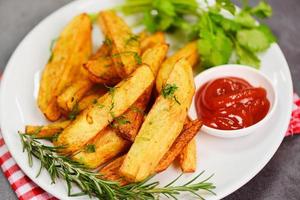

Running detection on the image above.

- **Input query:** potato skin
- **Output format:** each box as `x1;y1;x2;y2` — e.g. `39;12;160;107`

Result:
155;119;202;173
120;58;195;182
178;137;197;173
38;13;92;121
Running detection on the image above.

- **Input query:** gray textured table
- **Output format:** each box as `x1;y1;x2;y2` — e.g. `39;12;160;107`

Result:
0;0;299;199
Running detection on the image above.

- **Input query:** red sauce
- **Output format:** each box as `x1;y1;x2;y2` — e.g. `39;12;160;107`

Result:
195;77;270;130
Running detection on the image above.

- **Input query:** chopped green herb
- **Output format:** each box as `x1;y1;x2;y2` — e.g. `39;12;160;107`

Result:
48;38;57;62
68;103;80;120
115;115;131;126
162;84;181;105
112;51;142;65
103;38;113;48
85;144;96;153
125;34;139;46
133;52;142;65
88;13;98;23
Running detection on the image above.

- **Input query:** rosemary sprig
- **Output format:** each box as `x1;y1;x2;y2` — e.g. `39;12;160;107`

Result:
19;133;216;199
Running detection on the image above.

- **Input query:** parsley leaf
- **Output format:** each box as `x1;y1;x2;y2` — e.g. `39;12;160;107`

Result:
250;1;272;19
85;144;96;153
162;84;181;105
236;43;260;68
237;29;270;52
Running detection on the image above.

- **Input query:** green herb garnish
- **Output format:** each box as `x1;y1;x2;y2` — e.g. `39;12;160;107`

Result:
19;133;216;199
68;103;80;120
85;144;96;153
162;84;181;105
118;0;276;68
112;51;142;65
125;34;140;46
88;13;98;23
48;38;57;62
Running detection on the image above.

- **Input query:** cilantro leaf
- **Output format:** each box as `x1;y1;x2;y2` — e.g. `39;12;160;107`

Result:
235;11;257;28
236;43;260;68
250;1;272;18
237;29;270;52
257;24;276;43
216;0;236;15
153;0;176;16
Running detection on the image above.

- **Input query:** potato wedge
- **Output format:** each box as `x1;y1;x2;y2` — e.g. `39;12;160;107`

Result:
114;44;169;141
155;119;202;173
84;56;121;84
57;80;93;113
25;120;71;138
178;137;197;173
156;41;198;93
72;128;130;169
113;87;151;141
120;59;195;182
38;13;92;121
140;32;165;53
99;155;128;186
55;65;154;154
99;11;140;77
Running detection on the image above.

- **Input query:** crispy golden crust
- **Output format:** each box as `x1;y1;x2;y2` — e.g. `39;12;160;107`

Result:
140;32;165;53
178;137;197;173
57;80;93;113
156;41;199;93
72;128;130;169
25;120;71;138
99;155;128;186
155;119;202;173
38;14;92;121
113;87;151;141
99;11;140;78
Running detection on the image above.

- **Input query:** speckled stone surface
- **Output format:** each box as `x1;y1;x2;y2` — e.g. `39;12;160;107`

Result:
0;0;299;199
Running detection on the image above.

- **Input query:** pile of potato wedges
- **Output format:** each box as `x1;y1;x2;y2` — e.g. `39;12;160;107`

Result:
26;10;202;183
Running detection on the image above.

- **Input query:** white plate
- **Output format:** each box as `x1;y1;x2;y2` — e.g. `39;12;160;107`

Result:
0;0;293;199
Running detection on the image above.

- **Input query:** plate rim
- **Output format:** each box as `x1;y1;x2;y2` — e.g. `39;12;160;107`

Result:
0;0;294;199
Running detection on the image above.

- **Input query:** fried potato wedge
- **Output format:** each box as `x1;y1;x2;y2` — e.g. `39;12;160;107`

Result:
120;59;195;182
25;120;71;138
72;128;130;169
113;44;168;141
141;44;169;76
57;80;93;113
113;87;151;141
55;65;154;154
99;155;128;186
155;119;202;173
38;14;92;121
156;41;198;93
140;32;165;53
83;41;121;84
99;11;140;77
178;137;197;173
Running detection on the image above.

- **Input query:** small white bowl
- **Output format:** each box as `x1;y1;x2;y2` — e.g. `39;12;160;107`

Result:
189;64;278;138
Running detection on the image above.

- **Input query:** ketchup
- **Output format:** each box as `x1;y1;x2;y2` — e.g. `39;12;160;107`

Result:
195;77;270;130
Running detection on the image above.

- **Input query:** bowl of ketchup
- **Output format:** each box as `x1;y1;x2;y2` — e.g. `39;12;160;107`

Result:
189;64;277;138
